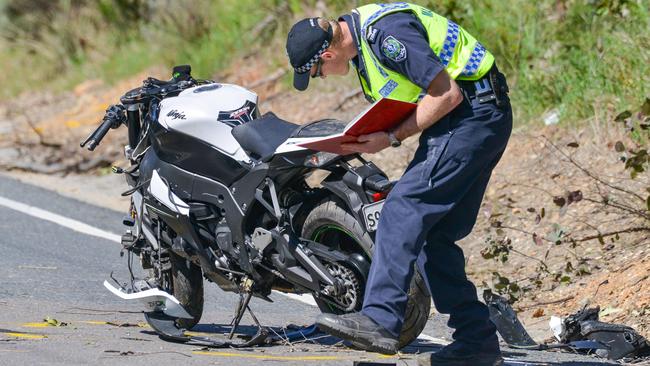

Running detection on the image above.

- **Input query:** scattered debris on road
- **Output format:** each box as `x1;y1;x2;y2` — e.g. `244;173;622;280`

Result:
43;317;67;327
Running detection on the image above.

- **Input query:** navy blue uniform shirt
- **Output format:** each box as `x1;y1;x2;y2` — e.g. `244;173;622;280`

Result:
341;12;445;91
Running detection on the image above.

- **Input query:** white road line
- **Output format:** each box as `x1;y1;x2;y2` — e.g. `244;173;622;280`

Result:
0;196;121;243
1;195;441;343
416;332;450;345
272;291;318;307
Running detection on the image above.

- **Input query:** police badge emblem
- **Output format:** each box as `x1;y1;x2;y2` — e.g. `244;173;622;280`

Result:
381;36;407;62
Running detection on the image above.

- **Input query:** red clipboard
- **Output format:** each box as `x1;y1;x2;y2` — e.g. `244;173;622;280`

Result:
298;98;417;155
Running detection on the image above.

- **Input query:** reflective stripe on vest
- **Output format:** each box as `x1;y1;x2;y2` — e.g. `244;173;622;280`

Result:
354;2;495;102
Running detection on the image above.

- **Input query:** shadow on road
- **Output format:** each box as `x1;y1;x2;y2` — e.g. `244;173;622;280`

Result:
136;322;615;365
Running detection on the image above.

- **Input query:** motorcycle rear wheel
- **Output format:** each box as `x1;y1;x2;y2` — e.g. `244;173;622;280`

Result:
301;198;431;349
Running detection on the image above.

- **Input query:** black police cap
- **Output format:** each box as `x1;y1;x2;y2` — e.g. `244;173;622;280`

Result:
286;18;333;91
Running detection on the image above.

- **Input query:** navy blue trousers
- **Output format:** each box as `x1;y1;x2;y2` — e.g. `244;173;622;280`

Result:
361;95;512;347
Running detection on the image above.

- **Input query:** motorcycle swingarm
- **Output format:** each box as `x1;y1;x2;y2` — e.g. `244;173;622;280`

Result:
270;229;339;293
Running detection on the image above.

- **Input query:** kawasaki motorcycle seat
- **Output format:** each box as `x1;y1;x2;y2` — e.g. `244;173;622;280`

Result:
231;112;299;162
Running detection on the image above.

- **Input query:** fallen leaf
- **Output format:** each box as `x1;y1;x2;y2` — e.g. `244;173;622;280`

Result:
567;190;583;204
615;110;632;122
532;308;545;318
615;141;625;152
43;317;67;327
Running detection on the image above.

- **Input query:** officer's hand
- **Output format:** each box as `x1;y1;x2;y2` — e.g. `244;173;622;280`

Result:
341;132;391;154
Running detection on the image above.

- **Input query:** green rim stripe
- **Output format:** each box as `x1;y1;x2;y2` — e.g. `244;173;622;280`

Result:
311;224;355;242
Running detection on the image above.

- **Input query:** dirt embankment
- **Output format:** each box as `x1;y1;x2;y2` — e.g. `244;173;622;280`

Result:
1;62;648;341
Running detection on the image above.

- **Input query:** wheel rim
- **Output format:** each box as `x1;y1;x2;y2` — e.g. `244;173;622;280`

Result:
310;224;366;313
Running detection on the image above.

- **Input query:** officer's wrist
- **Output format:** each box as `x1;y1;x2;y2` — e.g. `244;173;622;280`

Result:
387;130;401;148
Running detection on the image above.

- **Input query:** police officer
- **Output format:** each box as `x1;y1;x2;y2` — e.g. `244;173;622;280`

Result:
286;3;511;365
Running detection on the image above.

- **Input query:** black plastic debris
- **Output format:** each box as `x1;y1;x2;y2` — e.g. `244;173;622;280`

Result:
555;306;650;361
558;306;600;343
480;294;650;361
483;291;537;347
144;311;270;348
143;311;322;348
580;320;650;360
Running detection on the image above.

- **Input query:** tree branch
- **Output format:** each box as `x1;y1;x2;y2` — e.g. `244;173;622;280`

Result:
573;227;650;242
541;136;646;202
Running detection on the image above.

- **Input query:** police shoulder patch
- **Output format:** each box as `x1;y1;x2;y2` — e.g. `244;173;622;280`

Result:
381;35;407;62
366;26;379;43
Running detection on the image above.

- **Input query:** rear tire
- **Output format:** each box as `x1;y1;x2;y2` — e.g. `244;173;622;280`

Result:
169;252;204;330
301;198;430;349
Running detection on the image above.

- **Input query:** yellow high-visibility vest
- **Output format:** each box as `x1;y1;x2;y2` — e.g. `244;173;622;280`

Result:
354;2;495;102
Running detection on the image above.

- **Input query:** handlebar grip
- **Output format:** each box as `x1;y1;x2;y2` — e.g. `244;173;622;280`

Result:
80;104;126;151
84;119;113;151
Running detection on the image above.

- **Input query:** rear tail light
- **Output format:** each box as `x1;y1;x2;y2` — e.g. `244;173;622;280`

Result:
371;191;388;202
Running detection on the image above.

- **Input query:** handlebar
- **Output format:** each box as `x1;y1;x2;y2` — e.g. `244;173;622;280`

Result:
81;65;210;152
80;104;126;151
80;118;113;151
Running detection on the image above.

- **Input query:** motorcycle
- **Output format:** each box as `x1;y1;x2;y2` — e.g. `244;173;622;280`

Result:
82;65;430;348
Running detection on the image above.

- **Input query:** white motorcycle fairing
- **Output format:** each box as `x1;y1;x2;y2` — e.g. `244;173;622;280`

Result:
103;280;193;319
158;83;259;163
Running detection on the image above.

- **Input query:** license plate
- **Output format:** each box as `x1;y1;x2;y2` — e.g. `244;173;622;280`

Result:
362;200;384;232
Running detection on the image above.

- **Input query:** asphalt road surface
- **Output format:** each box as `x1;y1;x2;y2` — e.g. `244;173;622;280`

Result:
0;173;617;366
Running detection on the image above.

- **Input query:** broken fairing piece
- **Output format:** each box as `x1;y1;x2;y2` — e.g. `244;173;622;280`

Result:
549;316;565;341
546;306;650;360
103;280;193;319
483;291;537;347
580;320;650;360
144;311;270;348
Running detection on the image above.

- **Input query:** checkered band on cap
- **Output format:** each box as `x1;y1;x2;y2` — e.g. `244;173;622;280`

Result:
439;20;460;67
294;40;330;73
460;42;487;77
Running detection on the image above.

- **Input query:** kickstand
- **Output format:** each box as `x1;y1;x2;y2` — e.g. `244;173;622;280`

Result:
246;304;262;328
228;291;253;339
229;293;245;326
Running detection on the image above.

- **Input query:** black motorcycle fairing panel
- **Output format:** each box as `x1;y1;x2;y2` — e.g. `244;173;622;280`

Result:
231;163;268;210
151;122;248;186
140;148;194;200
231;112;300;162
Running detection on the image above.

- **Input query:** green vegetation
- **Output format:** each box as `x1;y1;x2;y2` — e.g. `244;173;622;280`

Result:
1;0;648;124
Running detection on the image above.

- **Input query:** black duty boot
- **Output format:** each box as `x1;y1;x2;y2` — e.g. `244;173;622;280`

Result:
316;312;398;354
417;341;504;366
